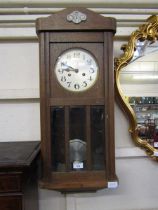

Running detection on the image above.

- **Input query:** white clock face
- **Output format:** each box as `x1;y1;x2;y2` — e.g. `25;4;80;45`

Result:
54;48;99;92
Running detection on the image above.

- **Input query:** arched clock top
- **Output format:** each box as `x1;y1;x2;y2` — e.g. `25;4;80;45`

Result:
36;7;116;33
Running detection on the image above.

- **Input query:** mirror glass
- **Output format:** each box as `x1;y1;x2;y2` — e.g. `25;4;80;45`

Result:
119;41;158;149
115;15;158;159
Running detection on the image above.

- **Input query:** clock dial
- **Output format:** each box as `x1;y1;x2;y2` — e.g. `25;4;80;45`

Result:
54;48;99;92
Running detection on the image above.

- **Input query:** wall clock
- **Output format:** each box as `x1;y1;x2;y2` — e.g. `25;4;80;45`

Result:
36;8;117;192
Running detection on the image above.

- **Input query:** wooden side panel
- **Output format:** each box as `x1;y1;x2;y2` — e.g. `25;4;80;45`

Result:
104;32;117;181
39;32;51;180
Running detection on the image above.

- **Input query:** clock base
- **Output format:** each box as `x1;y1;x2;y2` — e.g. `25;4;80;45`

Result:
39;172;118;192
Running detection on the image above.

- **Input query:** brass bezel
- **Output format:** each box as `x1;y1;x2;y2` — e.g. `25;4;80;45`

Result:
114;15;158;160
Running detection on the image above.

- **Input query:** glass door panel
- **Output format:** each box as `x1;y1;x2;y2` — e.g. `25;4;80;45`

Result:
69;106;86;171
91;106;105;170
51;105;105;172
51;107;65;172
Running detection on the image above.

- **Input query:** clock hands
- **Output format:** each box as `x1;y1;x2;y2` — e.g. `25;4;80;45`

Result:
61;62;79;73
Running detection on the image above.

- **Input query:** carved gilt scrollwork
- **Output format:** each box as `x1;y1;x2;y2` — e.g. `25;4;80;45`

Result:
114;15;158;160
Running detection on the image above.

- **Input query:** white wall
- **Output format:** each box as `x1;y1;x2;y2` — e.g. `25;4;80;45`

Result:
0;1;158;210
66;158;158;210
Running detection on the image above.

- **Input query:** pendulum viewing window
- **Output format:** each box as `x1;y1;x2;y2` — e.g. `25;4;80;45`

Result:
91;106;105;170
69;106;86;171
51;106;65;172
51;105;105;172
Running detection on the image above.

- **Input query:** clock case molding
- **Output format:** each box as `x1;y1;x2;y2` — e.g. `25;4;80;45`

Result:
36;8;117;192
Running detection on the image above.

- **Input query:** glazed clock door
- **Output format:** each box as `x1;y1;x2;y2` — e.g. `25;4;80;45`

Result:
50;43;105;173
51;105;105;172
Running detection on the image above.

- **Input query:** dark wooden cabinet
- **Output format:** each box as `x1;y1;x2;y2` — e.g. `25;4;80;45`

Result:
36;8;117;192
0;141;40;210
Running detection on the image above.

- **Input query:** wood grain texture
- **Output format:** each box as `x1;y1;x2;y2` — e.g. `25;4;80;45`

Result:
36;7;116;32
0;141;40;210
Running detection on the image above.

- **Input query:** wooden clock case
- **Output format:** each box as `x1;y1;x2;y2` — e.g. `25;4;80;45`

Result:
36;8;117;192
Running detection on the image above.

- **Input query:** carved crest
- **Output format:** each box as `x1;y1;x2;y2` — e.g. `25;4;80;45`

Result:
67;11;87;24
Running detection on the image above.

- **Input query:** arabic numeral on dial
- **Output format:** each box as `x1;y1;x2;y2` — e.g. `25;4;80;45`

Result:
74;52;80;58
89;67;95;73
67;54;71;59
74;83;80;89
61;76;66;82
58;68;63;74
88;76;93;81
83;81;87;87
67;82;71;87
61;61;67;66
87;59;92;65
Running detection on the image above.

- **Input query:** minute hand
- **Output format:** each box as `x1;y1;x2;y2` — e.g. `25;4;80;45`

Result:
61;63;79;73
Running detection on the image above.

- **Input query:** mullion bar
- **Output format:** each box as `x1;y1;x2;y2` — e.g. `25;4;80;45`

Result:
64;106;70;171
86;105;92;170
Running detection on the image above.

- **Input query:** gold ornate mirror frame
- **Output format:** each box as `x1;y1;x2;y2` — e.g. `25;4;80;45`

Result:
115;15;158;160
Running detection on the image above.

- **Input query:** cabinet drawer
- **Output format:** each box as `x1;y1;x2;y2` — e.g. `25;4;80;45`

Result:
0;173;21;193
0;195;22;210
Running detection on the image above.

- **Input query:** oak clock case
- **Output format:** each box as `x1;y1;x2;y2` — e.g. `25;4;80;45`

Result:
36;8;117;192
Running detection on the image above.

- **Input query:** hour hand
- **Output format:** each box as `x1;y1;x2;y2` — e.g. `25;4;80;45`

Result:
61;62;79;73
